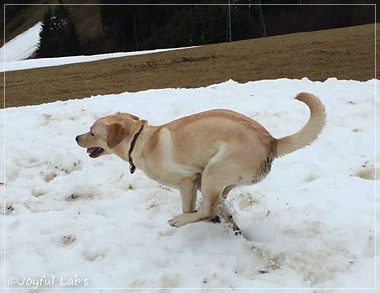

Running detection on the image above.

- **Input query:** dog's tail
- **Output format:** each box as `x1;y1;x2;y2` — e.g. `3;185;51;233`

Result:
275;92;326;157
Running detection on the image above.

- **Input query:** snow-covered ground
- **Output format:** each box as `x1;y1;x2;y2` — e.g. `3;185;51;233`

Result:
2;76;378;291
1;21;195;72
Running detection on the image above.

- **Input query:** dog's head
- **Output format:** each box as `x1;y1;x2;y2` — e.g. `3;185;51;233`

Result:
76;113;144;159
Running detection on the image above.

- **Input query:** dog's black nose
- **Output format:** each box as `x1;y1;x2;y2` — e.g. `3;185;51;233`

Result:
75;135;80;142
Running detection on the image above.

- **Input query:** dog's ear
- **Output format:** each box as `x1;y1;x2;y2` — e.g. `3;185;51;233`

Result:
129;114;140;121
115;112;140;121
107;123;128;148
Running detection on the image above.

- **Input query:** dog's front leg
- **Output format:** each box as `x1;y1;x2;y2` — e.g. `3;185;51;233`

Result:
168;189;220;227
178;178;198;213
169;169;223;227
169;156;239;228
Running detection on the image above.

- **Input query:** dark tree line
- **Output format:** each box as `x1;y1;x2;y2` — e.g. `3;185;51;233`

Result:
36;1;81;58
99;0;268;52
32;0;376;57
97;0;375;54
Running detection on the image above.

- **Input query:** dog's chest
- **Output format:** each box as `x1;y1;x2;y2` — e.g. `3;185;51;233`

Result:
139;162;193;188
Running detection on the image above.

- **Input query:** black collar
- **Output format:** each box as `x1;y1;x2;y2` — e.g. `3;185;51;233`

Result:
128;124;144;174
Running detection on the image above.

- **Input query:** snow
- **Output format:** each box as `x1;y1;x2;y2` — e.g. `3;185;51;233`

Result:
1;21;195;72
2;76;378;291
2;46;196;72
0;22;42;63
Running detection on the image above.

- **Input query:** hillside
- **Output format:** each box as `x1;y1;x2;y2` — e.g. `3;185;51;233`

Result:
3;23;378;108
3;2;376;53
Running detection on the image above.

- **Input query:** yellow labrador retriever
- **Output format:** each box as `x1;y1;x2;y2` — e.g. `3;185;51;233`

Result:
76;93;326;232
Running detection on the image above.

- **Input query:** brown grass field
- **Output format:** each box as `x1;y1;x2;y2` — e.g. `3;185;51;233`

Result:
2;23;378;108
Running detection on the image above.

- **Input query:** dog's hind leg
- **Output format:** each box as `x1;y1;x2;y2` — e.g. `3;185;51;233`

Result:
217;185;241;235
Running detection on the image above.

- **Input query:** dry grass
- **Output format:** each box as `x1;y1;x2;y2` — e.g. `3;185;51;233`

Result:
3;23;377;108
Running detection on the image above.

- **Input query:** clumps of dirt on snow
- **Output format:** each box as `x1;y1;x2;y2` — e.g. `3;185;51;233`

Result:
41;160;82;183
83;250;105;262
61;234;76;246
66;192;93;202
238;192;258;209
1;203;15;215
354;162;378;180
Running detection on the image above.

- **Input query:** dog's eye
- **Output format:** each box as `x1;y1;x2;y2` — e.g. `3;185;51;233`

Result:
90;132;95;136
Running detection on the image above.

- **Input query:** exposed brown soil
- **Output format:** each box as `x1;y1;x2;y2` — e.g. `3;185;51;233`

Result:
3;23;378;108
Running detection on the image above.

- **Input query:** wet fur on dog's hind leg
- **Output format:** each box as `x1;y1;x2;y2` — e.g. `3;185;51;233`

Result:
215;185;241;235
217;199;241;235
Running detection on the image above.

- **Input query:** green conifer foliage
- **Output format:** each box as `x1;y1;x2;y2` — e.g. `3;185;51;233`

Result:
36;2;81;58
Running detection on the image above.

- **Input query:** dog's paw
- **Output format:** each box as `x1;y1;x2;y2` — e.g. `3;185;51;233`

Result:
209;215;221;224
168;214;191;227
234;229;242;236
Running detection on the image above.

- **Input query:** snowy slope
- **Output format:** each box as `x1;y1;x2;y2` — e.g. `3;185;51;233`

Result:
2;78;378;291
0;21;195;72
0;22;42;62
2;46;195;72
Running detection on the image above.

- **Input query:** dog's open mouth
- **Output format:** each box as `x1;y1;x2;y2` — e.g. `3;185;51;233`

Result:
87;147;104;158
